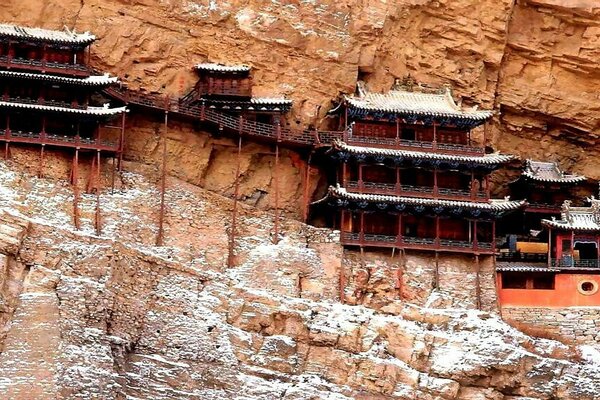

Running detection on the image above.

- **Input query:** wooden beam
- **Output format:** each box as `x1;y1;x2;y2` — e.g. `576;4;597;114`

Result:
95;151;102;236
72;149;80;230
475;254;481;310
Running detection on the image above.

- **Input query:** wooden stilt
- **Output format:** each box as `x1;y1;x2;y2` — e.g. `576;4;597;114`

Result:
4;142;8;159
72;149;80;230
118;112;126;171
87;153;97;193
303;152;313;223
339;250;346;304
228;134;242;267
434;251;439;289
38;145;45;178
111;156;116;194
475;254;481;310
95;151;102;236
273;142;280;244
156;111;168;246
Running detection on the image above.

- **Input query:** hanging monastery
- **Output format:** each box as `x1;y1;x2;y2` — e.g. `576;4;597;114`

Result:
1;23;599;342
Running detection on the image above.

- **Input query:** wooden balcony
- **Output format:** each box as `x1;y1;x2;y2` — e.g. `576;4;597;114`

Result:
346;134;484;156
0;130;119;152
524;203;561;214
0;56;90;77
551;258;600;269
1;96;87;110
345;180;488;202
341;232;494;254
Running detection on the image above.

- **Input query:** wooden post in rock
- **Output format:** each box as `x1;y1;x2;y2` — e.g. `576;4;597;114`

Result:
273;120;281;245
228;125;243;268
38;145;45;178
72;149;80;230
94;150;102;236
475;254;481;310
434;251;439;289
303;152;313;223
156;111;168;246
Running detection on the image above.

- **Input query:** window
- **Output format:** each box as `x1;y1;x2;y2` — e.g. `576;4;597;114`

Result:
401;128;415;141
501;272;555;290
578;280;598;296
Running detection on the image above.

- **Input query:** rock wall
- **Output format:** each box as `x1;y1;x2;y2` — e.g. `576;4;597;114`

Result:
502;306;600;345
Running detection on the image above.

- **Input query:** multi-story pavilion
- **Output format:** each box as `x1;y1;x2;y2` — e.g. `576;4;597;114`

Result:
180;63;292;124
0;23;126;160
318;77;523;255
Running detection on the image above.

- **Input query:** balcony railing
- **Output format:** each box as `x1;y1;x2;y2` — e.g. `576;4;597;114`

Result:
551;259;600;269
341;231;494;254
345;180;488;201
0;129;119;151
0;55;90;77
1;96;87;110
346;134;485;156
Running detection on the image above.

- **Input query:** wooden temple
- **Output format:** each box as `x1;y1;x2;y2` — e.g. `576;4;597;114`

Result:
0;23;126;161
317;77;524;255
497;198;600;307
180;63;292;124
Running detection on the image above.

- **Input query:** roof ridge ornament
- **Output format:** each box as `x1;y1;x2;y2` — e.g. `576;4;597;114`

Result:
562;200;573;224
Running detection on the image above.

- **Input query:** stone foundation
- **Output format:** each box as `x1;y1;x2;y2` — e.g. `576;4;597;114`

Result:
502;307;600;345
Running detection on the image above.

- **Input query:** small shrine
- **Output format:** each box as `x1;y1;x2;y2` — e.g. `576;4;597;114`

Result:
180;63;292;123
316;77;523;255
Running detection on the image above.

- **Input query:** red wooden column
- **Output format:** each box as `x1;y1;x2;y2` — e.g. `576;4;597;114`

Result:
94;150;102;236
492;220;496;253
342;161;348;187
395;167;401;195
432;122;438;150
470;170;476;199
72;149;80;230
435;216;440;247
340;209;347;241
118;112;126;171
397;214;403;247
547;227;552;268
358;164;364;191
473;220;478;251
433;168;438;196
273;120;281;245
360;211;365;244
395;118;400;145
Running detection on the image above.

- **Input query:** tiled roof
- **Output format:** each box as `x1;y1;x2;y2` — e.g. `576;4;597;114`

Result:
523;160;586;184
250;97;292;105
0;101;126;116
542;199;600;232
344;87;492;121
195;63;250;73
318;185;525;211
496;263;559;273
0;70;118;86
332;140;514;165
0;24;95;45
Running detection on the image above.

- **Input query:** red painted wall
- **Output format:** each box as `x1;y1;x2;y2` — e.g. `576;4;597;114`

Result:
497;273;600;307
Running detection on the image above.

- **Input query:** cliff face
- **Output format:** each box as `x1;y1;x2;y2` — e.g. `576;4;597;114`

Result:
0;162;599;399
2;0;600;398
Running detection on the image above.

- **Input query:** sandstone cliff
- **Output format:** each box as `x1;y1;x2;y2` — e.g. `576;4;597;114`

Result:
0;161;598;399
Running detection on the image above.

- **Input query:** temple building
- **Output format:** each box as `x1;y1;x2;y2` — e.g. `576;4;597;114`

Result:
0;23;126;160
179;63;292;124
316;78;523;255
497;198;600;307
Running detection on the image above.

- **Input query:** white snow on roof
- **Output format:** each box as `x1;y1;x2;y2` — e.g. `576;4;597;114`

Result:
0;23;95;44
195;63;250;73
0;101;126;116
0;70;118;86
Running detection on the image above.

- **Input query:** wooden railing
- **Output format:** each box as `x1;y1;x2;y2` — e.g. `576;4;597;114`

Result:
551;259;600;269
347;134;485;156
345;180;488;201
0;55;90;77
104;86;344;148
341;231;494;254
1;96;87;110
0;129;119;151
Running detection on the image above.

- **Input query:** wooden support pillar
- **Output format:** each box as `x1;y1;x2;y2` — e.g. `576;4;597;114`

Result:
432;122;437;144
547;227;552;268
398;214;403;247
395;118;400;144
339;251;346;304
273;143;280;245
38;145;45;178
470;170;475;199
360;211;365;243
435;216;440;245
342;161;348;187
94;151;102;236
156;111;168;246
228;134;242;268
72;149;80;230
118;112;126;171
475;254;481;310
433;168;438;196
434;252;439;289
396;167;401;194
492;220;496;252
303;152;313;223
358;164;364;191
86;153;97;193
111;156;116;194
473;220;478;251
